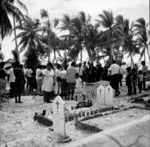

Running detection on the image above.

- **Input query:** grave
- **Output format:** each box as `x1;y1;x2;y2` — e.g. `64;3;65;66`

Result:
53;96;71;143
97;81;113;106
105;85;113;106
97;84;105;105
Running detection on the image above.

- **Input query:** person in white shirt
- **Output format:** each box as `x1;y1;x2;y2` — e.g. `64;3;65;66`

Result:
67;62;77;100
108;60;120;96
60;66;67;99
119;62;127;86
24;68;33;92
53;64;61;95
75;73;83;92
42;62;54;103
36;65;43;93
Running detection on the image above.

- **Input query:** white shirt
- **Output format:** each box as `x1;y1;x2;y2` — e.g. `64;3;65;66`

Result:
120;65;127;75
108;63;120;75
60;70;67;79
42;69;54;92
75;78;82;89
36;68;43;80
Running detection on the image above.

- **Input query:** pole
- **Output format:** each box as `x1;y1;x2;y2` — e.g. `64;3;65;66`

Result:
13;16;20;63
47;18;51;62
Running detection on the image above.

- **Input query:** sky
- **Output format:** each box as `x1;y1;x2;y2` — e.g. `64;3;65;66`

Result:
1;0;149;63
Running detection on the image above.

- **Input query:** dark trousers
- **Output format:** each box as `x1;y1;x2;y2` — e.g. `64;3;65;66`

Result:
43;91;52;103
110;74;120;95
138;82;143;93
9;82;15;98
127;84;132;95
119;74;123;86
61;79;67;99
143;77;146;90
67;83;75;100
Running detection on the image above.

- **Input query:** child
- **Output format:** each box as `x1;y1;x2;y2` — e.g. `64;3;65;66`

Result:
74;73;83;101
131;68;137;95
138;70;143;93
126;67;132;96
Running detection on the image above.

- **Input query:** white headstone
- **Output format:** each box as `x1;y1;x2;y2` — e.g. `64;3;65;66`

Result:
53;96;66;137
105;85;113;106
97;85;105;105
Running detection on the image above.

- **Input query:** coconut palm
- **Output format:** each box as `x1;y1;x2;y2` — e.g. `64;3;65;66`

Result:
123;24;139;66
133;18;150;62
0;0;24;39
96;10;115;62
40;9;60;62
61;11;91;63
12;0;28;63
15;17;43;55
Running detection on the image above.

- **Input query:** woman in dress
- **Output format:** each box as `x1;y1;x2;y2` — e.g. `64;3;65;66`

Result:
42;62;54;103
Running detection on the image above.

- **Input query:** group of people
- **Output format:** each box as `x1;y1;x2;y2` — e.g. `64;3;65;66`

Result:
0;59;148;103
108;60;148;96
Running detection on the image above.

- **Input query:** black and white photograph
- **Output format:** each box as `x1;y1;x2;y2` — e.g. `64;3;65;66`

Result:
0;0;150;146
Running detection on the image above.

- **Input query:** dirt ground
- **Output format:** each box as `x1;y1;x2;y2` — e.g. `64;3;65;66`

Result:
0;85;150;147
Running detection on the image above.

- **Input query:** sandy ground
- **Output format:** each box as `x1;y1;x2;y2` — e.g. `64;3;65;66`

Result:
0;85;150;147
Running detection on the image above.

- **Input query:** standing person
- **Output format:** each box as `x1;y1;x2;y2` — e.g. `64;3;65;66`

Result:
119;62;127;86
60;66;67;99
8;63;16;98
96;62;104;81
13;62;25;103
141;61;148;90
138;70;143;93
0;62;7;93
108;60;120;96
25;67;33;93
54;64;61;95
126;67;132;96
67;61;77;100
42;62;54;103
131;68;137;95
36;65;43;94
74;73;83;100
79;63;84;80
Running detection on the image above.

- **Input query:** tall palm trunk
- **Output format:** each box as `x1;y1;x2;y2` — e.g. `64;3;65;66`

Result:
13;16;20;63
131;54;134;67
144;48;146;63
47;29;50;62
147;46;150;65
80;48;82;63
53;48;56;63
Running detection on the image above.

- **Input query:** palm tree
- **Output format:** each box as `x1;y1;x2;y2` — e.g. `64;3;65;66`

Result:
12;0;28;63
134;18;150;62
61;11;91;63
97;10;116;62
0;0;24;39
15;17;43;56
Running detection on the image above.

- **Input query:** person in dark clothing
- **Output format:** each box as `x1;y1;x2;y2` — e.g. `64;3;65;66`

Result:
138;70;143;93
141;61;148;90
96;63;104;81
0;62;7;79
126;67;132;96
0;62;7;91
88;63;97;83
131;68;137;95
13;62;25;103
